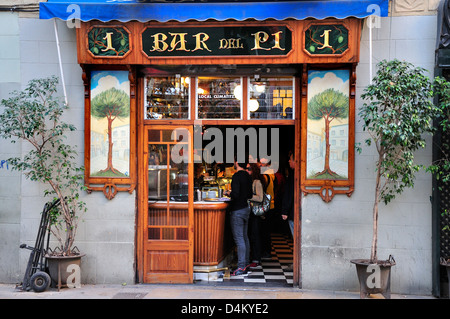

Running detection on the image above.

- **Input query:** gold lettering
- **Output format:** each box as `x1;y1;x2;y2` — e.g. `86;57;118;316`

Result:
271;31;285;51
318;29;332;50
219;38;244;50
150;33;169;52
192;32;212;52
251;31;271;51
101;32;115;52
168;32;190;52
219;38;228;49
236;38;243;49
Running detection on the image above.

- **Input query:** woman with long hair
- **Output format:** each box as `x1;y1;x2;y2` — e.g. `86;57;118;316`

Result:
247;162;265;267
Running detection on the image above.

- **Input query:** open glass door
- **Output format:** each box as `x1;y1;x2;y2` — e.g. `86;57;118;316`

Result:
144;126;193;283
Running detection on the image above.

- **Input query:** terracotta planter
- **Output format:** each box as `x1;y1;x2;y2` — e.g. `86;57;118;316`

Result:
46;254;85;290
351;256;396;299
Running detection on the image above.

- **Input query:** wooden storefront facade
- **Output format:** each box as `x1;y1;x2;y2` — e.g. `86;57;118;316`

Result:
75;17;362;285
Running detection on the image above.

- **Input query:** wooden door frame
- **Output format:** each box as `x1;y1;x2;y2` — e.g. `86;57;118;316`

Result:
136;74;302;286
141;125;194;283
136;78;195;283
137;75;145;283
293;74;302;287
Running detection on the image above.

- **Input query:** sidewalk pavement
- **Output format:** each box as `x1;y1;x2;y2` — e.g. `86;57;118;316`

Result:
0;283;437;299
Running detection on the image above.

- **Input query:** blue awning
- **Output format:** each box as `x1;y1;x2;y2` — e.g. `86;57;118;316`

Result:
39;0;389;23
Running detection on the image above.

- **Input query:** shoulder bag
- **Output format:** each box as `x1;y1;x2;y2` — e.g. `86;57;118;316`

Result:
249;180;271;216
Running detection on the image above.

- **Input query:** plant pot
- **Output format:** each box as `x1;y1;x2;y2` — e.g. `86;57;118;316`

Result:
351;256;396;299
46;254;85;290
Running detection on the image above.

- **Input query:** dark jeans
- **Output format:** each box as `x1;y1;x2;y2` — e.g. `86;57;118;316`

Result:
230;206;250;269
260;211;273;256
249;213;264;262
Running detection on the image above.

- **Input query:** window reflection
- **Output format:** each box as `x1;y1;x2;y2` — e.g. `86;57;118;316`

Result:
197;77;241;119
145;76;190;119
249;77;294;119
147;129;189;202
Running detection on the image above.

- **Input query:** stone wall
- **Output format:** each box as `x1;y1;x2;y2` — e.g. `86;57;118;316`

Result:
0;12;22;284
301;3;439;294
0;15;136;285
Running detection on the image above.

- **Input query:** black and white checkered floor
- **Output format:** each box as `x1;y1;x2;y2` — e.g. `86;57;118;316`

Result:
211;233;294;287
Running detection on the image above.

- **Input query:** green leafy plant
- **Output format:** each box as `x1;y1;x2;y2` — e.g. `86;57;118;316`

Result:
429;76;450;183
359;59;438;263
430;76;450;240
0;76;87;256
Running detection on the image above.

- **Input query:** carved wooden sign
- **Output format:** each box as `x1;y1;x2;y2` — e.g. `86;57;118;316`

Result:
87;25;131;58
141;26;292;57
76;19;362;65
304;24;349;56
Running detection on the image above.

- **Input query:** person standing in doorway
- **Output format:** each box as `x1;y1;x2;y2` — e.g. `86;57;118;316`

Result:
281;150;295;237
247;162;265;268
225;159;253;276
281;150;296;271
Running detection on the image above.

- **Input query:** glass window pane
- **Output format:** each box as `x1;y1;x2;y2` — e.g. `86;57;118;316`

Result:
170;143;188;201
145;76;190;119
148;210;166;226
148;130;160;142
197;77;241;119
148;228;160;240
162;130;173;142
176;228;188;240
147;127;191;242
148;144;167;166
162;228;174;240
148;144;173;200
249;77;294;119
169;210;188;226
150;128;186;143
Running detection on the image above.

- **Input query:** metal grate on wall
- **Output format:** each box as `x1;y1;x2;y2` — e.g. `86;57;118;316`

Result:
438;178;450;259
438;69;450;261
438;174;450;260
436;127;450;298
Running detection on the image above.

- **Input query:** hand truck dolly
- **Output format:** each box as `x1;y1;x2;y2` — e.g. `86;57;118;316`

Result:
17;198;60;292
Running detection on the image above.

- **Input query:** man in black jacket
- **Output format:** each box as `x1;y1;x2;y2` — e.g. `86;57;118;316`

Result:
225;159;253;276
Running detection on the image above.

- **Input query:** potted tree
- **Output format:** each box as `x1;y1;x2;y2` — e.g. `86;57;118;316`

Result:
0;76;87;289
352;59;438;298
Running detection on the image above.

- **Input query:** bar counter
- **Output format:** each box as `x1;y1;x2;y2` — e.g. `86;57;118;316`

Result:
148;200;233;266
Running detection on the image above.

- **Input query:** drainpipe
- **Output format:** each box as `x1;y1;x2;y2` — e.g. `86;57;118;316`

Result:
369;17;373;84
366;3;381;85
365;14;374;85
53;19;68;106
